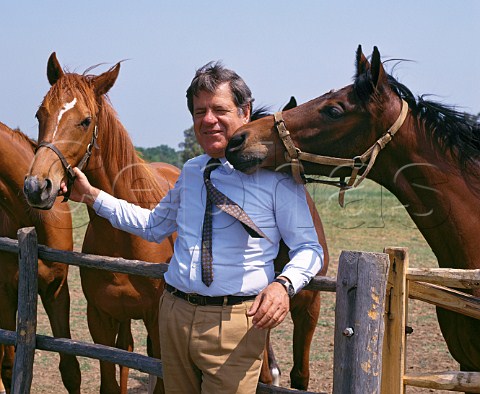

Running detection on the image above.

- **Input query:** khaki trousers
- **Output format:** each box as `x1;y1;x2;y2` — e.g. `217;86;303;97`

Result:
159;290;267;394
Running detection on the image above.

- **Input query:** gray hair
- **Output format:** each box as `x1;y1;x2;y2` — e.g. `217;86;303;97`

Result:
186;61;254;117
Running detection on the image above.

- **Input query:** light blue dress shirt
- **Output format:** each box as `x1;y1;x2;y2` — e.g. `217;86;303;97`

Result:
93;154;323;297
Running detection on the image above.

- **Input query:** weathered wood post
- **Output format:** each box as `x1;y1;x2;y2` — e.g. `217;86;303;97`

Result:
12;227;38;394
333;251;390;394
381;247;409;394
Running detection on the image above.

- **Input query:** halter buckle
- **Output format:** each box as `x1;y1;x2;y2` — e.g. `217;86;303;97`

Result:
352;156;365;169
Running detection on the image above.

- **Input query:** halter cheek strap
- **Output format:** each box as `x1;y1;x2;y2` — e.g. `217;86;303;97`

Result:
274;99;409;207
273;112;305;184
35;125;98;202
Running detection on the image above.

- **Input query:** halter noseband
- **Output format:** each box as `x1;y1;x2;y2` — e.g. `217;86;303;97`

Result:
273;99;409;207
35;125;98;202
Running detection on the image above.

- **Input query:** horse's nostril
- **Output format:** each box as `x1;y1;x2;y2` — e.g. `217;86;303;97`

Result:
40;178;53;199
24;176;38;195
24;176;52;199
227;132;247;152
45;178;52;192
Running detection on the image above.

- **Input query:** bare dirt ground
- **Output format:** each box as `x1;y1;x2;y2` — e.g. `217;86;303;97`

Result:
30;261;459;394
29;192;461;393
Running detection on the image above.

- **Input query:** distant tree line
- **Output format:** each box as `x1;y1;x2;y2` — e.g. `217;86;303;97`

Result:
136;125;202;167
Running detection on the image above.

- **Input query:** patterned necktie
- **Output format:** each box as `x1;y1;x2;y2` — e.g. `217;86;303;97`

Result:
201;158;269;286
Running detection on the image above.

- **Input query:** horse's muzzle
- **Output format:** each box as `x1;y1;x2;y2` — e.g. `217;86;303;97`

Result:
23;175;56;210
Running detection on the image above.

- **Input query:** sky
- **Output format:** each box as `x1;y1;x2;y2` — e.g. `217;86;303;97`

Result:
1;1;479;149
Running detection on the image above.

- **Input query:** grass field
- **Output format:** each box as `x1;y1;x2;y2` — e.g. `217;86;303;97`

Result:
30;179;458;393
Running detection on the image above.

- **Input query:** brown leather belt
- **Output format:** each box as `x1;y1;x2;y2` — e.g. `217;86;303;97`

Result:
165;284;256;306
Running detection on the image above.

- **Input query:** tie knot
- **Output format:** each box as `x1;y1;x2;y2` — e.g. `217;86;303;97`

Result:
204;158;221;180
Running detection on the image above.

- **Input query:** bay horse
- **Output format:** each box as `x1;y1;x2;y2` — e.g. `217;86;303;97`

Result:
226;45;480;374
0;122;81;393
23;53;329;392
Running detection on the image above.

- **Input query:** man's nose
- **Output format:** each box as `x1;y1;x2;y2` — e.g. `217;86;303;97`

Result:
203;109;217;123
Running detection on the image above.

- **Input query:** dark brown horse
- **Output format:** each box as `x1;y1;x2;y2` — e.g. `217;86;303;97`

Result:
23;53;329;392
226;45;480;374
0;122;80;393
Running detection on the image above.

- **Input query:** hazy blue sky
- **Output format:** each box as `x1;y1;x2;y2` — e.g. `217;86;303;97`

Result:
1;1;478;148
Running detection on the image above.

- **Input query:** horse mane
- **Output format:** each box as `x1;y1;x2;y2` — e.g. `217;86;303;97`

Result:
0;122;37;151
96;96;164;203
354;68;480;169
251;105;272;121
387;75;480;169
45;72;164;204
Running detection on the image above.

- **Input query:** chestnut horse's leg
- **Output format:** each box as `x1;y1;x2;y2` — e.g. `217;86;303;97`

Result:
87;303;121;394
116;321;133;394
259;331;281;386
0;345;13;394
0;347;3;394
0;253;19;394
145;313;165;394
39;278;81;394
0;346;4;394
289;289;321;390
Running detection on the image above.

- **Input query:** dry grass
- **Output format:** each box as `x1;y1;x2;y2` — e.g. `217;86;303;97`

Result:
30;180;460;393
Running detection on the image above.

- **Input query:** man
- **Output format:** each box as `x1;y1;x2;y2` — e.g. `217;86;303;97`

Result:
62;62;323;394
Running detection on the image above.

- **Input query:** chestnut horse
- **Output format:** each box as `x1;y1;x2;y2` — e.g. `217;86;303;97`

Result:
23;54;179;394
226;45;480;374
23;53;329;392
0;122;80;393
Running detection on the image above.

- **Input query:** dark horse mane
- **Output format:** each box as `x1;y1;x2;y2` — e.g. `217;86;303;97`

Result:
354;68;480;170
251;106;272;121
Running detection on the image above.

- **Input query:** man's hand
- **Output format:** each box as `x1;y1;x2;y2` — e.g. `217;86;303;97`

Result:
58;167;99;206
247;277;291;329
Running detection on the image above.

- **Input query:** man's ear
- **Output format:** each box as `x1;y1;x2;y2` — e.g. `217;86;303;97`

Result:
244;103;252;122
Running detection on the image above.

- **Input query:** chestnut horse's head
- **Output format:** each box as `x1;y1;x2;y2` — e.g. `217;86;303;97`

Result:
24;52;120;209
226;45;406;183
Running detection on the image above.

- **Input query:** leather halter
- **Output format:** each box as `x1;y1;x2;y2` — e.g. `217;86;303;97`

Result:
35;125;98;202
273;99;409;207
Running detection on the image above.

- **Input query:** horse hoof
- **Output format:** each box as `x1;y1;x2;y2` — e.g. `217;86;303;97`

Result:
271;367;281;386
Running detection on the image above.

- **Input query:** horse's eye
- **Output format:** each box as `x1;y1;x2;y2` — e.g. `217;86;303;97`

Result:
80;117;92;128
323;106;344;119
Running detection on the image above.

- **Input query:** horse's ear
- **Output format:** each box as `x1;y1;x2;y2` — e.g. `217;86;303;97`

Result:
47;52;64;86
283;96;297;111
92;62;121;97
355;45;370;77
370;46;388;90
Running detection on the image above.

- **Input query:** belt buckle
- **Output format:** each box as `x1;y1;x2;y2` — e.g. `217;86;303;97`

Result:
186;293;200;305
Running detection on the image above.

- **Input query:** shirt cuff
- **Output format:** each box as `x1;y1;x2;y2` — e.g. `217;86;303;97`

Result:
92;190;118;217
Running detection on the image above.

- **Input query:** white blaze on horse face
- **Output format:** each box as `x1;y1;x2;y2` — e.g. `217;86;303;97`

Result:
52;98;77;140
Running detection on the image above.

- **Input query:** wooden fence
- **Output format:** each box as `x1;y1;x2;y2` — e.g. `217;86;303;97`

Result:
381;247;480;393
1;227;479;393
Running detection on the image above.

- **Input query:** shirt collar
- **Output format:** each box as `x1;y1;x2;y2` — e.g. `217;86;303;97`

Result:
204;156;235;175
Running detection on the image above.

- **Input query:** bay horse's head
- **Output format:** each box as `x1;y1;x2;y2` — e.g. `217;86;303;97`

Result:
24;52;120;209
226;45;407;188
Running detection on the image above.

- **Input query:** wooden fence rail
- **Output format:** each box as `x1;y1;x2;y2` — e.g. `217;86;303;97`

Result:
12;229;464;393
0;228;348;394
381;247;480;393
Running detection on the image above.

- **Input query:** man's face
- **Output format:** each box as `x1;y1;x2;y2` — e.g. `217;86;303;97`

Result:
192;82;250;158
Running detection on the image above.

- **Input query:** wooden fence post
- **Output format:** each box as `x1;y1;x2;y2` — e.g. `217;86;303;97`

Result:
333;251;390;394
381;247;409;394
12;227;38;394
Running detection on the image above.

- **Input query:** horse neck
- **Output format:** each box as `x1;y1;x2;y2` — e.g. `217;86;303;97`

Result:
85;102;160;206
0;130;36;224
373;116;479;269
